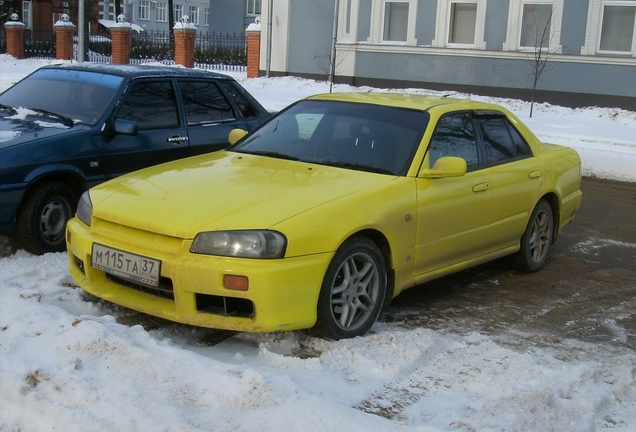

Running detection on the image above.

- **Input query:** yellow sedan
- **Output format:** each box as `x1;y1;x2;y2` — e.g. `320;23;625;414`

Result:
67;93;582;339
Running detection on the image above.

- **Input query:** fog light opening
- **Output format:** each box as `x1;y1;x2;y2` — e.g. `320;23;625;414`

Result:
223;275;249;291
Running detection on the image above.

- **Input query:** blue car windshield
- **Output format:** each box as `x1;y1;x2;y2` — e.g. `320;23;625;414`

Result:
0;69;124;125
232;99;429;176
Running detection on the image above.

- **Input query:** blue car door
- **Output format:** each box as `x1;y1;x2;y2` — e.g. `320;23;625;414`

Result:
177;79;247;156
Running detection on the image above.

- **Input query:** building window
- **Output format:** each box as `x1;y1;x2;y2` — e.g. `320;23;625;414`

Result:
139;1;150;20
599;4;636;52
582;0;636;56
22;1;32;29
205;7;209;26
520;3;552;48
157;3;167;22
503;1;563;53
383;2;409;42
368;0;417;45
189;6;199;25
448;2;477;44
433;0;487;49
246;0;262;15
174;4;183;22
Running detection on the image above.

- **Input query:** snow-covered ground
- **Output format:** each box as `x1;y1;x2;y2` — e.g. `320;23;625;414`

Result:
1;55;635;431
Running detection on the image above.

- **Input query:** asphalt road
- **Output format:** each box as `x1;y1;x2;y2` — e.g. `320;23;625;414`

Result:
384;177;636;351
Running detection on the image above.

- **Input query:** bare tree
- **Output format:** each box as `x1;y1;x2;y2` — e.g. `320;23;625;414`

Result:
314;49;348;93
526;10;560;117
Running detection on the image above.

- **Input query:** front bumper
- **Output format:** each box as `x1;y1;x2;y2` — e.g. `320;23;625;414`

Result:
66;217;332;332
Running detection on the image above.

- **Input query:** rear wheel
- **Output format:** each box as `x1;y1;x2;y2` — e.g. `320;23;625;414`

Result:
312;238;387;340
515;200;554;272
16;182;77;255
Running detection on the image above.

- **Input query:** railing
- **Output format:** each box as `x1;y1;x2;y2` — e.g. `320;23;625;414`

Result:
6;29;247;72
23;30;55;58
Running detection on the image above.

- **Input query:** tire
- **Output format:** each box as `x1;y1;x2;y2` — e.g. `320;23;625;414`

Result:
515;200;554;272
16;182;77;255
312;237;387;340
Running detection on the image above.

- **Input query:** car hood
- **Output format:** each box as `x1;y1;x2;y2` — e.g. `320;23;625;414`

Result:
0;113;74;149
90;151;398;239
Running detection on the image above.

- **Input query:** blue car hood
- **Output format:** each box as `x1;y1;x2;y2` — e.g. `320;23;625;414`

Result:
0;114;75;150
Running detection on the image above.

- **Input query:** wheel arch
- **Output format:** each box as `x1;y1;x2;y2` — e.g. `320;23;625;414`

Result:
345;228;396;310
538;192;560;244
18;171;86;221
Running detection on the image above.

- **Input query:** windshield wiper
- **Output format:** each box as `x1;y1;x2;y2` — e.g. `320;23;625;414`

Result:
248;150;301;161
320;160;394;175
0;103;17;115
27;108;74;126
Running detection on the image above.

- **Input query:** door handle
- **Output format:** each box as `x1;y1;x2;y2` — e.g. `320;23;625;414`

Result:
529;170;541;179
472;182;489;192
167;135;189;144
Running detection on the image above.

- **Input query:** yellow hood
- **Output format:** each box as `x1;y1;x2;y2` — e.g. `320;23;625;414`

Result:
90;151;397;239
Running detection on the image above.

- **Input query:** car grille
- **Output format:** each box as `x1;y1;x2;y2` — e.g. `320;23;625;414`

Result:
106;273;175;300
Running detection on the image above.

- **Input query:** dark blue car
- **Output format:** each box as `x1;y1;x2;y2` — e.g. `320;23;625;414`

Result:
0;63;270;255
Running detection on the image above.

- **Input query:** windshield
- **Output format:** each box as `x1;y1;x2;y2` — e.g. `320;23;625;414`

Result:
232;99;429;175
0;68;124;125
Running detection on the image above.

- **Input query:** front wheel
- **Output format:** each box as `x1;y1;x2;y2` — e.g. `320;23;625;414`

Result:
515;200;554;272
16;182;77;255
312;238;387;340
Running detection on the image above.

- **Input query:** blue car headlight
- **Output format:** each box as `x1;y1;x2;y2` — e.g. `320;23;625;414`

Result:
76;191;93;227
190;230;287;259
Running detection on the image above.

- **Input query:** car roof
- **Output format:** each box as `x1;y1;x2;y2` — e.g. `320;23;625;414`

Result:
306;92;504;113
39;62;234;80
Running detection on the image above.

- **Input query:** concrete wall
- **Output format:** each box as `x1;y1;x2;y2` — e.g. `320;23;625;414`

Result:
287;1;335;76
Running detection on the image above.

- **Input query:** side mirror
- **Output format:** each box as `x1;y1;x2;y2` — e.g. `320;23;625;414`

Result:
419;156;467;179
113;118;138;136
228;128;247;145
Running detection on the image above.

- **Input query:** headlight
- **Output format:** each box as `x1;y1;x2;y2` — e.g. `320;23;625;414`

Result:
190;230;287;259
76;191;93;227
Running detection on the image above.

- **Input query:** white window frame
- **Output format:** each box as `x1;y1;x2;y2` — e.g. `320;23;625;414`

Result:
246;0;262;16
174;4;183;22
138;0;150;21
338;0;360;43
188;6;199;25
433;0;487;49
22;1;32;29
503;1;563;52
368;0;418;46
157;3;167;22
205;7;209;26
582;0;636;56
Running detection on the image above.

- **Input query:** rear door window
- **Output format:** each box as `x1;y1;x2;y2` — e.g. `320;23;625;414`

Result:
476;115;533;166
178;81;235;125
218;80;260;120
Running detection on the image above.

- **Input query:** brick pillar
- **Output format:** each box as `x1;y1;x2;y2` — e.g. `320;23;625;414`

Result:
111;26;132;65
54;17;76;60
4;18;26;60
174;26;197;68
246;24;261;78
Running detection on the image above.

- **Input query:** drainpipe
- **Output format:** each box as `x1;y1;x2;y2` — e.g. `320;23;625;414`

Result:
329;0;339;91
78;0;85;62
266;0;273;77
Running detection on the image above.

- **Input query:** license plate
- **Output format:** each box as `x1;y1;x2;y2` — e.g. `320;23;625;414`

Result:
91;243;161;288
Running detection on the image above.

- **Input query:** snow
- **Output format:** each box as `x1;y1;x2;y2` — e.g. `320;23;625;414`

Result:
1;55;635;431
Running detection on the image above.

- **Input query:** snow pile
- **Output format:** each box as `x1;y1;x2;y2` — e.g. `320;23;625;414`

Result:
1;252;634;431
